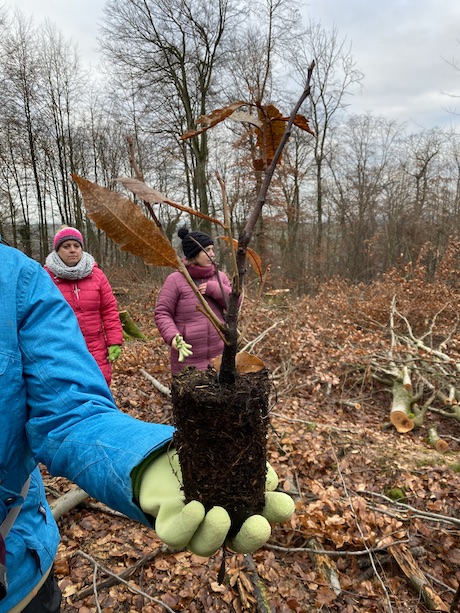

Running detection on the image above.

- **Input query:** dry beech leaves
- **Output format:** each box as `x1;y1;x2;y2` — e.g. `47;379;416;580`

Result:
46;268;460;612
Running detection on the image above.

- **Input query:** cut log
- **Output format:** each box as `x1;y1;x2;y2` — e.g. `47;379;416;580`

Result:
119;310;147;340
390;381;415;433
264;288;290;304
427;426;449;453
50;486;89;520
388;543;449;611
140;368;171;397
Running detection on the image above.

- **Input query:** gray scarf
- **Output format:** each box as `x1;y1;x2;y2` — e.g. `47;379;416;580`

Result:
45;250;95;280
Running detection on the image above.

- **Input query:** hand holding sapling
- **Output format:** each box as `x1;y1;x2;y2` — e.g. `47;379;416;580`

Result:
138;449;294;557
228;463;295;553
72;75;315;574
138;449;228;556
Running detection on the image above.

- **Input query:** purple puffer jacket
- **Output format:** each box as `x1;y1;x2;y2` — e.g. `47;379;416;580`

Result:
154;263;232;374
45;264;123;384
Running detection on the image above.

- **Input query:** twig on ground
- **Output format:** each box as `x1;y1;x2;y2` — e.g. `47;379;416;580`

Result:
140;368;171;397
270;411;363;433
265;538;410;557
359;490;460;527
73;549;175;612
424;572;456;594
241;320;285;354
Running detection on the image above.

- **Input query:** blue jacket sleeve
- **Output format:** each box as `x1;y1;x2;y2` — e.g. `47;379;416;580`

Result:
20;262;174;525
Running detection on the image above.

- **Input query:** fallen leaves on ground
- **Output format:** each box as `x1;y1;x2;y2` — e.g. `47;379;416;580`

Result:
44;266;460;612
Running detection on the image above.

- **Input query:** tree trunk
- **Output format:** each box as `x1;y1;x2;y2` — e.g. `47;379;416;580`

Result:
390;381;415;433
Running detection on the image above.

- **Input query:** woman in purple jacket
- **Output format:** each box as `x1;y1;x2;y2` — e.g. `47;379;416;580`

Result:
155;227;232;374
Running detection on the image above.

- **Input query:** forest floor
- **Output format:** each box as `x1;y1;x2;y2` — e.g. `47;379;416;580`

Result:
44;267;460;613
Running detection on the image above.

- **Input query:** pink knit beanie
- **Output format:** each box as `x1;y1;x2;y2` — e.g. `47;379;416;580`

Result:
53;227;83;251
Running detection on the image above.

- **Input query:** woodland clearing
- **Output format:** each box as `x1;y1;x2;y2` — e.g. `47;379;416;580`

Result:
44;255;460;613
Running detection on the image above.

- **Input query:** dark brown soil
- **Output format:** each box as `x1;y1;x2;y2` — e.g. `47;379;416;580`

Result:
171;366;270;535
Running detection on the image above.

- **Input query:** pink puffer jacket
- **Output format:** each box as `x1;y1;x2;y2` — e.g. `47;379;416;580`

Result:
45;264;123;384
155;263;232;374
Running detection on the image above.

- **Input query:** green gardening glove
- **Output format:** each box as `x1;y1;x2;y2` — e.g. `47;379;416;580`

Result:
173;334;193;362
108;345;121;362
138;449;295;557
227;463;295;554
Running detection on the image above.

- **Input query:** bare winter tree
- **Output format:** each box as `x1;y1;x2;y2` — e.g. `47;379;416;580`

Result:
326;113;402;282
99;0;241;226
287;19;364;281
0;11;44;256
0;6;134;261
398;128;449;261
216;0;306;264
38;22;85;235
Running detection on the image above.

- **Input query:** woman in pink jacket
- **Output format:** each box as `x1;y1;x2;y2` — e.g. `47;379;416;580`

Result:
155;227;232;375
45;226;123;385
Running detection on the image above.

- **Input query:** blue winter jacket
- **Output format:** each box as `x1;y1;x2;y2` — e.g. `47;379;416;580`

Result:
0;244;174;611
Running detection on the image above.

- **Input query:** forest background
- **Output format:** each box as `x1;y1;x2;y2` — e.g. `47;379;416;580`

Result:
2;0;460;292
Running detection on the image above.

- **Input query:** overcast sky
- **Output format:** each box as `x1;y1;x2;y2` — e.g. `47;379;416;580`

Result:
7;0;460;131
305;0;460;130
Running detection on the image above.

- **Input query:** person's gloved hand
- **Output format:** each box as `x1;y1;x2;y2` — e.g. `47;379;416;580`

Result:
138;449;295;557
108;345;122;362
172;334;193;362
228;463;295;554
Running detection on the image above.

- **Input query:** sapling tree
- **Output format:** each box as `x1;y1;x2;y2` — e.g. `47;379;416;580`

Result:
72;61;315;545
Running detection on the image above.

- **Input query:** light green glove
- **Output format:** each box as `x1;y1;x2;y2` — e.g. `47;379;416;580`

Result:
228;463;295;554
173;334;193;362
108;345;121;362
138;449;295;557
